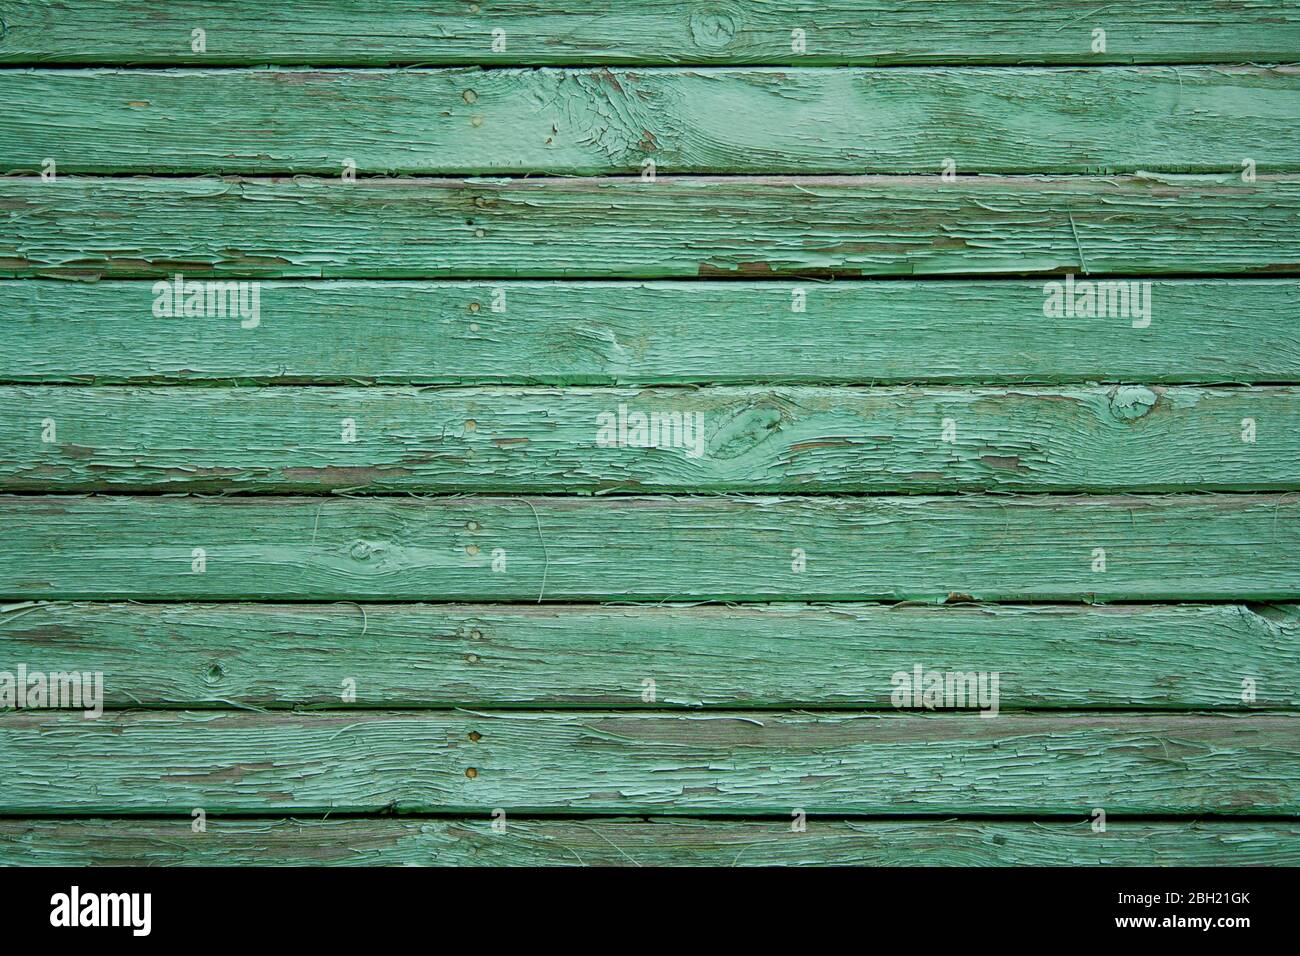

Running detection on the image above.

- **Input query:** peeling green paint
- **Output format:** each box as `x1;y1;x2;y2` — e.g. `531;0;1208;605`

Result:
5;818;1299;867
1;1;1296;865
2;1;1297;65
1;602;1295;709
1;384;1296;492
2;494;1297;602
4;279;1297;385
5;66;1298;175
4;174;1299;279
2;710;1297;815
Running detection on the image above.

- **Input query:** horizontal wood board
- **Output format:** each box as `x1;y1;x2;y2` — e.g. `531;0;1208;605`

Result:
3;175;1299;279
1;279;1297;385
2;1;1298;65
1;494;1297;602
2;384;1297;493
1;602;1294;709
4;66;1298;175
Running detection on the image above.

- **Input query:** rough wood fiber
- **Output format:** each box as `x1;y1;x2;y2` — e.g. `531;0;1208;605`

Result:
2;1;1297;65
2;710;1295;815
6;66;1298;175
4;385;1297;493
4;174;1299;279
2;0;1297;863
5;279;1297;386
3;819;1297;867
2;602;1294;709
2;495;1297;602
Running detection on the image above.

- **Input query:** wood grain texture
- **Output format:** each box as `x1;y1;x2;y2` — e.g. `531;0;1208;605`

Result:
4;385;1297;493
2;602;1294;709
3;818;1297;867
2;710;1295;814
4;174;1298;279
2;495;1297;602
7;66;1298;175
4;0;1299;867
5;279;1297;386
2;1;1297;65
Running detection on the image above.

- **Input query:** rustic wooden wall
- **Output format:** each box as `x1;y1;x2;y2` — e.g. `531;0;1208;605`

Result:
0;0;1297;866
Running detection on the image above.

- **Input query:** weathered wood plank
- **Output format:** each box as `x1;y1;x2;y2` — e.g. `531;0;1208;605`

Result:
4;279;1296;386
7;66;1298;175
2;602;1294;709
2;1;1296;66
1;711;1294;814
4;175;1298;279
4;385;1296;493
3;818;1297;867
1;495;1296;602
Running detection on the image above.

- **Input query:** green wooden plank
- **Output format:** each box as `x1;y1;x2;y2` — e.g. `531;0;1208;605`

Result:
3;818;1296;866
2;602;1294;709
4;385;1297;493
2;1;1297;65
4;174;1298;279
4;279;1297;385
1;495;1296;602
8;66;1298;175
1;710;1294;814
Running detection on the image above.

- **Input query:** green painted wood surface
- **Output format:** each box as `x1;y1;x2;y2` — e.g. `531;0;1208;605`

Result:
4;279;1296;386
7;66;1298;175
2;602;1294;709
2;710;1295;814
4;385;1297;493
2;1;1297;864
2;1;1297;66
4;174;1299;279
2;495;1297;602
3;819;1297;867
